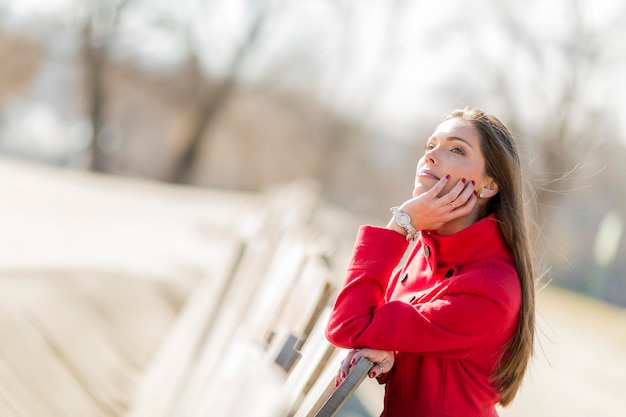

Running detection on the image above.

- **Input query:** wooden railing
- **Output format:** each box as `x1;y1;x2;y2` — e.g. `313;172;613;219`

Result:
126;181;361;417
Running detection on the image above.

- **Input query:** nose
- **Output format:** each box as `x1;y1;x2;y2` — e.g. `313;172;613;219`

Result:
424;146;438;165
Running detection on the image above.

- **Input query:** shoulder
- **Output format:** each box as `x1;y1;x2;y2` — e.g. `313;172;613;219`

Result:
449;251;521;312
348;225;409;270
351;225;409;257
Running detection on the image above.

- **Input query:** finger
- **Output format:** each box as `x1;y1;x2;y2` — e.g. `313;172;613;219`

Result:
447;180;475;209
355;348;381;364
422;174;451;198
369;362;384;378
349;350;363;367
342;353;356;374
455;180;476;206
337;350;357;386
335;365;343;387
443;178;470;204
450;192;478;218
336;364;348;385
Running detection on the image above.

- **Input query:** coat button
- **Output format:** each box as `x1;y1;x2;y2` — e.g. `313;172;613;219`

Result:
445;269;454;279
424;246;431;257
400;272;408;282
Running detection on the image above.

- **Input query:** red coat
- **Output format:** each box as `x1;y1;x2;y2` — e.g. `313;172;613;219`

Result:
326;215;520;417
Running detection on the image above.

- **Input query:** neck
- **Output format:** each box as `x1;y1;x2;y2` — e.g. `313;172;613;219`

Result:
436;204;486;235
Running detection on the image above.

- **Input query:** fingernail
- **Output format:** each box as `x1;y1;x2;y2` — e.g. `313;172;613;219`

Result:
335;380;339;387
471;180;475;185
461;178;466;184
372;371;377;378
445;174;450;180
350;358;355;365
341;372;346;379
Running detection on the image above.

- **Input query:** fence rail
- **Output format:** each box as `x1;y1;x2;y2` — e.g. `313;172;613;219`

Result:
126;181;361;417
0;162;365;417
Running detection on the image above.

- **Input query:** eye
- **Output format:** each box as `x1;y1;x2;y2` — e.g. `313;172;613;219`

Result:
451;146;465;155
425;142;435;151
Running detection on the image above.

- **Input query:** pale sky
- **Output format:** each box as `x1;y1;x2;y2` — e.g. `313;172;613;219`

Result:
2;0;625;142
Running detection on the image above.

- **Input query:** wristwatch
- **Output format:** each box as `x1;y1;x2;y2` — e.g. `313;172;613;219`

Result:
390;207;417;241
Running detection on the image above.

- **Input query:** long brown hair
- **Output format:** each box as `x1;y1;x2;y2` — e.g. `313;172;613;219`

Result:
443;107;536;406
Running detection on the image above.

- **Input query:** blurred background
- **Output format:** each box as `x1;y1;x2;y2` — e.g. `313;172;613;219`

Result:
0;0;625;416
2;0;625;302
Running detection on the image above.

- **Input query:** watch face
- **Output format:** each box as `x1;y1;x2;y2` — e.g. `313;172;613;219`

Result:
397;212;410;227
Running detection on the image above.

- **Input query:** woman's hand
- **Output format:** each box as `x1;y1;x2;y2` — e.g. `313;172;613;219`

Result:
335;348;395;387
390;176;477;233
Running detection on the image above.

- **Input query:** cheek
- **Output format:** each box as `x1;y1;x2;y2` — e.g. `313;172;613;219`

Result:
414;157;427;177
455;162;485;185
439;182;455;196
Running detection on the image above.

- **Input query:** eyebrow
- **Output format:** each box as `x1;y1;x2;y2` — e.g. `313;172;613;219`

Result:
446;136;474;149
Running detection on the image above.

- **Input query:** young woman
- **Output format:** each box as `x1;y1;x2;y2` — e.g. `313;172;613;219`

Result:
326;107;536;417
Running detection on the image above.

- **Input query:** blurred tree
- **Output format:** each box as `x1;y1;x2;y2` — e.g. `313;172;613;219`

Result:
81;0;134;172
168;0;270;183
449;0;624;215
0;28;43;105
485;0;626;301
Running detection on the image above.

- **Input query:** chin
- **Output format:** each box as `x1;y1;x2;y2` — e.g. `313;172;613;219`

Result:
413;184;429;197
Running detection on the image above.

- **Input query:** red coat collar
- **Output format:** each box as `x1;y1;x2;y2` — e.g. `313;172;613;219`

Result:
419;214;511;269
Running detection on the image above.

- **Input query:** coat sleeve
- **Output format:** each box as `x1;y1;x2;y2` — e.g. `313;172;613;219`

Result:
325;226;520;358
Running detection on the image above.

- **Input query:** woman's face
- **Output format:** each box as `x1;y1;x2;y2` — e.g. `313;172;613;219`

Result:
413;118;490;198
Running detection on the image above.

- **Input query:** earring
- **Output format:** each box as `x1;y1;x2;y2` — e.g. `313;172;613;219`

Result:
479;192;485;198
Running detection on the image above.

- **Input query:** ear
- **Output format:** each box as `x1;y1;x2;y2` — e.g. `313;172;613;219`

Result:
480;178;499;198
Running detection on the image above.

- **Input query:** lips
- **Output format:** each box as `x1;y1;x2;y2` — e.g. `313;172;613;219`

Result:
419;170;440;180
